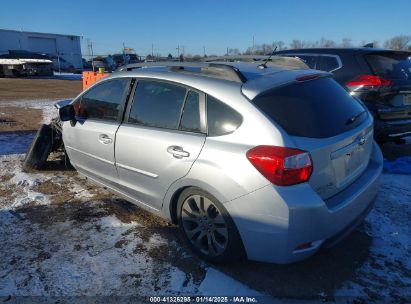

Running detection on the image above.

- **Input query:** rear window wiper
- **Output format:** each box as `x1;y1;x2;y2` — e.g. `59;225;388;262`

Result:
346;110;366;125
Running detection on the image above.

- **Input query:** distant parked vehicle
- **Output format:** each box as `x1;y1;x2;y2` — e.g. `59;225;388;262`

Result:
274;48;411;143
0;52;53;77
82;58;92;70
49;56;76;73
91;56;117;72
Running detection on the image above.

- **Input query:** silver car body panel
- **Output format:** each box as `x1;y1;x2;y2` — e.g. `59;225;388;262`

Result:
115;125;206;210
63;120;119;185
223;141;382;264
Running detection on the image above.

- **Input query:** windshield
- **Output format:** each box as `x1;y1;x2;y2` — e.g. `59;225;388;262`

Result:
365;52;411;81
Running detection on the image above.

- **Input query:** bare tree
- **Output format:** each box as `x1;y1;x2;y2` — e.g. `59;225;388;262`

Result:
228;48;240;55
340;38;352;48
192;55;202;61
243;47;253;55
290;40;304;49
318;38;336;48
384;35;411;50
272;41;287;51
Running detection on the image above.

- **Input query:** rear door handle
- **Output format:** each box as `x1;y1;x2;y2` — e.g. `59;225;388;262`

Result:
98;134;113;144
167;146;190;158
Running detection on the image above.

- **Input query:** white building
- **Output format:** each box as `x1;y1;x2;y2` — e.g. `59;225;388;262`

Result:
0;28;82;70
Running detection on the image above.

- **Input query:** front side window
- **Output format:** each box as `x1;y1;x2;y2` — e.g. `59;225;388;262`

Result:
75;78;130;121
129;80;187;129
207;96;242;136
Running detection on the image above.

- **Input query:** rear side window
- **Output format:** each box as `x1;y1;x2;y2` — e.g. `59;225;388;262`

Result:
295;55;318;69
365;52;411;80
129;80;186;129
252;77;367;138
76;79;130;121
207;96;242;136
180;91;201;132
319;56;340;72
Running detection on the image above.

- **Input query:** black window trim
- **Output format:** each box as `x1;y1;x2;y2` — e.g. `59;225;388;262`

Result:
123;77;207;135
72;77;133;123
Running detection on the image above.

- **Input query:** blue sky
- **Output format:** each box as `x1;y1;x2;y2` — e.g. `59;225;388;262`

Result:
1;0;410;56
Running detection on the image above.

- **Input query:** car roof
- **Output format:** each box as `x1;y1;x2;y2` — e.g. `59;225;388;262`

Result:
108;61;323;100
274;47;411;55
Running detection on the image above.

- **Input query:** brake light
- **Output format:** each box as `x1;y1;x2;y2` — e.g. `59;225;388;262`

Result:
296;74;321;81
345;75;392;90
246;146;313;186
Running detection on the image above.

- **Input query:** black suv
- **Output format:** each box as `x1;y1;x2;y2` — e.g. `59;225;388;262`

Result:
273;48;411;143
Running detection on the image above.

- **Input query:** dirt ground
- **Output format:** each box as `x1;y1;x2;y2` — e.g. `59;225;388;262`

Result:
0;78;81;132
0;78;82;102
0;107;43;132
0;153;409;301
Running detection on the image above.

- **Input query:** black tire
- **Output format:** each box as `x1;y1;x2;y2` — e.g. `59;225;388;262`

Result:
177;187;244;264
23;124;53;171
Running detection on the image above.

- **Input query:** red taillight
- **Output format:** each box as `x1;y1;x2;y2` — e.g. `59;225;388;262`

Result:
345;75;392;89
246;146;313;186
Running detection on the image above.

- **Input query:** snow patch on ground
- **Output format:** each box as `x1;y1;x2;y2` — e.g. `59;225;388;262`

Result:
0;155;261;298
336;174;411;300
384;156;411;174
0;131;35;155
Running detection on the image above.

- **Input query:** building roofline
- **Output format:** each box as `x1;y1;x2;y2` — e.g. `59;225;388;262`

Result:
0;28;80;38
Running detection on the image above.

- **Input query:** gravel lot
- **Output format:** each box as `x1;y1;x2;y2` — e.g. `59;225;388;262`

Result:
0;79;410;302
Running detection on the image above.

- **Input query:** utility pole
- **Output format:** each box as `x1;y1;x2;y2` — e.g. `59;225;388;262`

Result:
151;43;154;57
87;38;95;71
253;36;255;55
203;46;206;57
176;45;180;57
122;42;127;64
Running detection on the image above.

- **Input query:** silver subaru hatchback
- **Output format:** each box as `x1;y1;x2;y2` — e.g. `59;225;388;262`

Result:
59;61;383;264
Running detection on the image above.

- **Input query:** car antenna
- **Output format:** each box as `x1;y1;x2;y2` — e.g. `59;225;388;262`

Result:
258;46;277;69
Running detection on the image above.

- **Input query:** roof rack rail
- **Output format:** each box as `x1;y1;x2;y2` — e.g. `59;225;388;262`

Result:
116;61;247;83
202;55;309;70
202;55;271;62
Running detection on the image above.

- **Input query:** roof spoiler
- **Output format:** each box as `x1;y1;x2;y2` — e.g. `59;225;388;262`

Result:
363;43;374;48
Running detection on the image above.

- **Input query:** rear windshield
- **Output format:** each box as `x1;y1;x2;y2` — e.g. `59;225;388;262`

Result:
365;52;411;80
252;77;367;138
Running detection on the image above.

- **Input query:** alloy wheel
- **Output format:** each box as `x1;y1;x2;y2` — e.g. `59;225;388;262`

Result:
181;194;229;256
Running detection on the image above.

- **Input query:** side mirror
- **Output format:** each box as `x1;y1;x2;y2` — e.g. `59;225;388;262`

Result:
59;104;75;122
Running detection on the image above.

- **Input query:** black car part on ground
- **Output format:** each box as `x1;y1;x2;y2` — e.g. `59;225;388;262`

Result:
22;118;70;171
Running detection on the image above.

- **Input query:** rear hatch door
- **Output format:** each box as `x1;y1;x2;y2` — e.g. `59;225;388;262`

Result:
364;51;411;120
252;76;373;200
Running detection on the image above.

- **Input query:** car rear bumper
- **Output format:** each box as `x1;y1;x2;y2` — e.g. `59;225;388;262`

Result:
224;141;383;264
